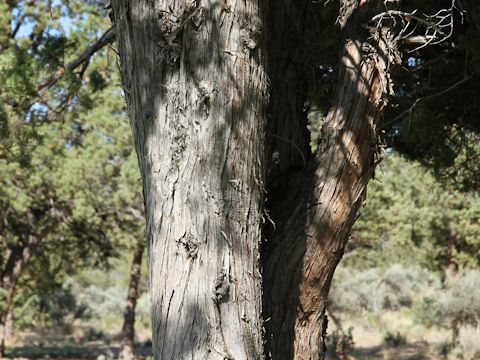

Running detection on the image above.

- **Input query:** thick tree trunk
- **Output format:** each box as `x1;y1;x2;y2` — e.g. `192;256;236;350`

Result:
263;3;399;359
261;1;318;357
112;1;269;358
120;240;145;360
113;0;399;359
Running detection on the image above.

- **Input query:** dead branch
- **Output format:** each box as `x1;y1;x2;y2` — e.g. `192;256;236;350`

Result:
384;70;480;127
371;0;464;52
37;27;115;91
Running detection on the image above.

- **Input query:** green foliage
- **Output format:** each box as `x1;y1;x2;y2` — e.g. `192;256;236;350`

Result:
411;297;438;328
0;0;143;331
65;256;150;336
348;153;480;272
383;331;407;347
382;1;480;191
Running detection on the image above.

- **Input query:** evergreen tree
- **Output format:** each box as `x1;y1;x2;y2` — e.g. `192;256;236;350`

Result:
0;1;143;354
349;154;480;273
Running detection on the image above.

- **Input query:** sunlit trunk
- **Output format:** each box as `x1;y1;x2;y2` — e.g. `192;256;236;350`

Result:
112;1;269;358
113;0;399;359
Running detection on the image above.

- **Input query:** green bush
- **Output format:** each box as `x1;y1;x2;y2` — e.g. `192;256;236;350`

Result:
411;297;438;328
383;331;407;347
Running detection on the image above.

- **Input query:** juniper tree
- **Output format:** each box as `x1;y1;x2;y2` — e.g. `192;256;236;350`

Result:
0;1;143;355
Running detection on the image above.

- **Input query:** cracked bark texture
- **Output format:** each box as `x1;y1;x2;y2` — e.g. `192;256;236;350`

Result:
263;2;400;358
112;1;268;359
113;0;400;359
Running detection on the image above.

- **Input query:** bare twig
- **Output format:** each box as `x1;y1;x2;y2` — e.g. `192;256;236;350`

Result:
384;71;480;127
371;0;464;52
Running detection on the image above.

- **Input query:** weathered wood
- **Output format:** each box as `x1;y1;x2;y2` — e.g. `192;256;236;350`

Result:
113;1;400;359
112;1;269;358
263;2;400;357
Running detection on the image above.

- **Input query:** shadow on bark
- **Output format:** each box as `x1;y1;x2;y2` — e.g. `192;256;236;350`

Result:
112;0;398;358
262;1;399;358
113;1;272;358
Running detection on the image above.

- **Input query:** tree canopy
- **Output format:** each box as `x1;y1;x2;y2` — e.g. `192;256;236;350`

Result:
0;0;143;332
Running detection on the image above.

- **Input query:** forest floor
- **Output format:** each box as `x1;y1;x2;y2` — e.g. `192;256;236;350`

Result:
4;341;152;360
2;317;449;360
5;344;430;360
323;341;434;360
4;339;435;360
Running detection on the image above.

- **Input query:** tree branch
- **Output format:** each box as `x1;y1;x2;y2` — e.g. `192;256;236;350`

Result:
37;27;115;91
384;71;480;127
371;0;462;52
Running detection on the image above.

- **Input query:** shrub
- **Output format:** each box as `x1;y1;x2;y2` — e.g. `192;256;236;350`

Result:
330;264;439;313
329;327;354;357
435;341;453;358
434;270;480;326
383;331;407;347
458;324;480;360
411;297;438;328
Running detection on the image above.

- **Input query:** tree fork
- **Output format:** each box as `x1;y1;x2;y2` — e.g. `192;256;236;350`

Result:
263;1;401;359
112;0;401;359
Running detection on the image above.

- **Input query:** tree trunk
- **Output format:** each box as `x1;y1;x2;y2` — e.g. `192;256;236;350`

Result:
4;307;13;344
112;1;269;358
261;1;318;357
443;228;459;285
263;2;399;359
1;234;38;357
120;240;145;360
113;0;399;359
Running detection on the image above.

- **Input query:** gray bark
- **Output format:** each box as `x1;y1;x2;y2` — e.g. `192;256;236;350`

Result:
112;0;400;359
112;1;268;358
4;308;13;344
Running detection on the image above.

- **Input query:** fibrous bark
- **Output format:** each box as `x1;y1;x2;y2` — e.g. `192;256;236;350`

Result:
263;2;400;359
113;0;400;359
112;1;269;358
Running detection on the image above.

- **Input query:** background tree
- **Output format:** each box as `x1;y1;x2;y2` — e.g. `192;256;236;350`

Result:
0;1;145;355
347;154;480;274
382;0;480;192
